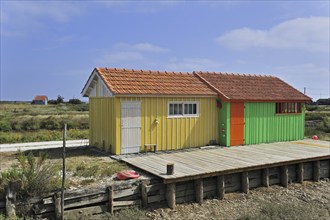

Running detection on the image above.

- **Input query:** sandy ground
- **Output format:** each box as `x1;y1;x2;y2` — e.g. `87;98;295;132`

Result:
147;180;330;220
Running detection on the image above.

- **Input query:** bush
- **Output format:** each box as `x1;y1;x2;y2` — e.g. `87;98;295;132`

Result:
318;117;330;133
22;118;40;131
48;99;58;104
57;95;64;104
306;105;318;111
11;119;23;131
0;120;12;131
40;116;60;130
68;98;82;105
0;151;61;198
71;103;89;112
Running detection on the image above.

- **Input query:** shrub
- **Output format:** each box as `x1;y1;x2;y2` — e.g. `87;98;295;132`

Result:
11;119;23;131
305;112;329;121
78;120;89;129
22;118;40;131
0;120;12;131
40;116;60;130
57;95;64;104
68;98;82;105
318;117;330;133
0;151;61;198
48;99;58;104
306;105;318;111
72;103;89;112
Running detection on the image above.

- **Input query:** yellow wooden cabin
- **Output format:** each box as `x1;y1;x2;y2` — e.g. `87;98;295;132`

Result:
81;68;219;154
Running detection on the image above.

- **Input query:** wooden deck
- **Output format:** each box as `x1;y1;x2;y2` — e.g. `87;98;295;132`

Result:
122;139;330;183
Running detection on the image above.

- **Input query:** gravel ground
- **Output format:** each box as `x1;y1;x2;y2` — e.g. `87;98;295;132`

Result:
146;180;330;220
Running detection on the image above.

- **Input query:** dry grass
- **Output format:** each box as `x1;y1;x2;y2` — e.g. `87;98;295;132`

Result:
0;147;129;189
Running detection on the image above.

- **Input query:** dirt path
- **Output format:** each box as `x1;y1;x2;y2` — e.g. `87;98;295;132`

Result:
147;180;330;220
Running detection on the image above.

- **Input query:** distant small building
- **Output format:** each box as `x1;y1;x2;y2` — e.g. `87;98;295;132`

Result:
316;98;330;105
32;95;48;105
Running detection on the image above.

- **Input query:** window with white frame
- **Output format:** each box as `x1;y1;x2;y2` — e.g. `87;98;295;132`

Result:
168;102;199;117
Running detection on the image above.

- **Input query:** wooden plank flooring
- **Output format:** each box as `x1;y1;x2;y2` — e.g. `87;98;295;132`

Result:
121;140;330;183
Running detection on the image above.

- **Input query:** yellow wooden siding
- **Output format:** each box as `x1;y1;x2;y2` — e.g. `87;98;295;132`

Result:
120;97;218;152
89;97;118;154
90;96;218;155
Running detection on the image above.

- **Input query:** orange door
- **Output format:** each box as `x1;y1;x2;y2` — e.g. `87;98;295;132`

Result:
230;103;244;146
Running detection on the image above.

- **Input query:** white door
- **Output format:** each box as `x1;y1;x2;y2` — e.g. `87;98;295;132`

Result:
121;102;141;154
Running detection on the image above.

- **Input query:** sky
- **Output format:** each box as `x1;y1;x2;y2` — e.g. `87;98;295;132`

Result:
1;1;329;102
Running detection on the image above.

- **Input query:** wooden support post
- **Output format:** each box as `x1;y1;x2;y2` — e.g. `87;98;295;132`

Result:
262;168;269;187
108;186;114;214
167;163;174;175
242;172;249;193
141;182;148;209
5;181;17;219
297;163;304;183
217;175;225;200
61;123;67;220
281;165;288;187
53;192;61;220
194;179;203;203
313;160;320;182
166;183;176;209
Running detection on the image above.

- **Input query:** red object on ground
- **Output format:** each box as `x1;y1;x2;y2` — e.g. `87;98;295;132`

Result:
116;170;140;180
312;135;318;140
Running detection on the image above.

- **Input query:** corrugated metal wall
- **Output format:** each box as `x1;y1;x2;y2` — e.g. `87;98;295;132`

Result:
89;97;119;153
120;97;218;152
218;102;230;146
244;102;305;145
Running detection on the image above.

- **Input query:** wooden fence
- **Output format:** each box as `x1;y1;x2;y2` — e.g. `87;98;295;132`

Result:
0;178;163;219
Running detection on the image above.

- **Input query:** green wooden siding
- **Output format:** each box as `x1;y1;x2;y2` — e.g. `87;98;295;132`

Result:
219;102;230;146
244;102;305;145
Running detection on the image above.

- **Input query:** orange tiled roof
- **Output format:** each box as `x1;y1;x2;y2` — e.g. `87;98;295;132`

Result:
33;95;48;101
95;68;217;96
195;71;311;102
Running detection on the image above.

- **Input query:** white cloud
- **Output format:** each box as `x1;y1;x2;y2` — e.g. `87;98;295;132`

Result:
165;58;222;72
95;42;169;66
217;17;329;52
1;1;84;36
114;43;170;53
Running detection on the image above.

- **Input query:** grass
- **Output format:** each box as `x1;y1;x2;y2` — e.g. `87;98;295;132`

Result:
105;207;147;220
67;156;128;178
239;201;327;220
305;106;330;141
0;129;88;144
0;148;130;196
0;103;89;143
